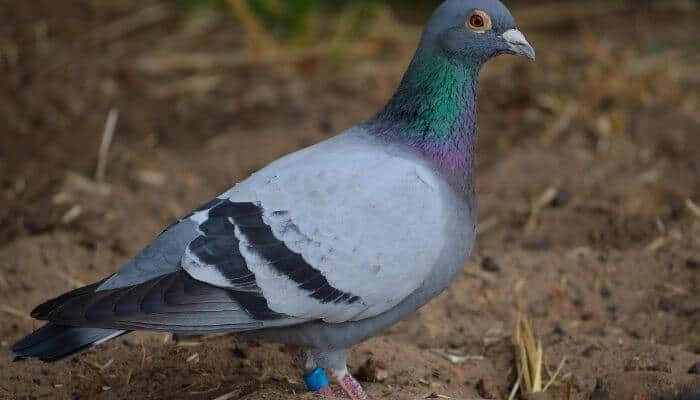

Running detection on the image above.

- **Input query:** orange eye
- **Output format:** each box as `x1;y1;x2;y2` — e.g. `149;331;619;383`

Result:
467;10;492;32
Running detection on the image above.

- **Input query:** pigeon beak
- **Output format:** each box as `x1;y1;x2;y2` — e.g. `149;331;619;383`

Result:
501;29;536;61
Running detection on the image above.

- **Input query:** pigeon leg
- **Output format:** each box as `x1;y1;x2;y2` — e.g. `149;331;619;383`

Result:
291;346;334;397
312;348;372;400
334;370;371;400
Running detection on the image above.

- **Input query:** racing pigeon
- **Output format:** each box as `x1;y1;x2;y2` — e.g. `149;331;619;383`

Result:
12;0;534;398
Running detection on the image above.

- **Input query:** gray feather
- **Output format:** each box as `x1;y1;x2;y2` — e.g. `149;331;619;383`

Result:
12;324;126;362
98;219;198;291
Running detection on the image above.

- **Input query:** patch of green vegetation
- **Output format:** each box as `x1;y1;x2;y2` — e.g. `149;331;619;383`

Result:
175;0;226;15
175;0;439;41
248;0;317;39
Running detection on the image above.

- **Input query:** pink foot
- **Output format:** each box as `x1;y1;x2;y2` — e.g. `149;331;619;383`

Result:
336;372;371;400
315;385;335;397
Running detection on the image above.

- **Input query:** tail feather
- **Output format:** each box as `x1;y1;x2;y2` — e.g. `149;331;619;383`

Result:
12;323;127;362
31;279;106;320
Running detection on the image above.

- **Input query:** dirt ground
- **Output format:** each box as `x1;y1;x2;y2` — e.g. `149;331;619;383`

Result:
1;1;699;399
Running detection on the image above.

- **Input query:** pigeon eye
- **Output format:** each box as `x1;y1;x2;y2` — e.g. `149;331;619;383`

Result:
467;10;492;32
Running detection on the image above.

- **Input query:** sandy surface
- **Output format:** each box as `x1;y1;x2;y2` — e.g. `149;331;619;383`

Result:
1;1;699;399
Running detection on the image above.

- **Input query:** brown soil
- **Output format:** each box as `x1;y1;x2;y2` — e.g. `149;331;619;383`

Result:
1;1;699;399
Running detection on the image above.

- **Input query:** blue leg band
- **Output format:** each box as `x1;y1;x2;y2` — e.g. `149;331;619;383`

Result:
303;367;330;392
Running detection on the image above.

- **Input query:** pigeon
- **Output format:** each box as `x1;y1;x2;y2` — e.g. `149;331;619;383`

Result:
12;0;534;398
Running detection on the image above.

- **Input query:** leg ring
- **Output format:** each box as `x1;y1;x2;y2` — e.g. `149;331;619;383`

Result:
304;367;330;392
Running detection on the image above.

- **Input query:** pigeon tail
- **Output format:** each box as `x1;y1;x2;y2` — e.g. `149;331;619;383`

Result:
11;323;128;362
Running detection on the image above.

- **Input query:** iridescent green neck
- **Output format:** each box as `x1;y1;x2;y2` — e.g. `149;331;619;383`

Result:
366;49;479;183
393;54;475;140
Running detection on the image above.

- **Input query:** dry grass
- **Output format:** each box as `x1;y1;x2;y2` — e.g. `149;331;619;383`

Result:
511;314;567;398
687;199;700;221
524;187;558;237
226;0;273;54
513;314;544;393
95;108;120;183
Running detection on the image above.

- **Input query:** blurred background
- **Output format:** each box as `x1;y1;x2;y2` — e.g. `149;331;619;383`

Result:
0;1;698;399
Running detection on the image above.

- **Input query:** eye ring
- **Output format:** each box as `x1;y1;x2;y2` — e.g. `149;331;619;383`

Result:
466;10;492;32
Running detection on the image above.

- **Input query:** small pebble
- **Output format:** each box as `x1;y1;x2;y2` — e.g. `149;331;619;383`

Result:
231;345;248;359
480;257;501;272
549;190;573;208
600;286;611;299
689;362;700;375
582;346;597;358
355;358;388;383
475;377;499;399
447;338;466;349
552;324;565;336
590;381;608;400
658;299;681;315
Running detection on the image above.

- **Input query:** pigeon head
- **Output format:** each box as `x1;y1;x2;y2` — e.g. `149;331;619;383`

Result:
422;0;535;64
366;0;534;190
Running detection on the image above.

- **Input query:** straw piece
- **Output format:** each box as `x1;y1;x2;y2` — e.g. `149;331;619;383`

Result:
542;357;567;392
212;391;238;400
525;187;558;236
226;0;273;54
687;199;700;220
95;108;120;183
513;313;544;393
644;237;666;253
507;368;523;400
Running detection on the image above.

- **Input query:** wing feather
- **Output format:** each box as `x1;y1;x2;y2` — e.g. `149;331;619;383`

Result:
33;270;299;333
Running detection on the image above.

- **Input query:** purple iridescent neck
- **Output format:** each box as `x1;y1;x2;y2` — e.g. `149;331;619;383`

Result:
363;49;480;192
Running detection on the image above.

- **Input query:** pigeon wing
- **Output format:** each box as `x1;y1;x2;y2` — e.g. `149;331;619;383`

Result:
186;131;454;323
